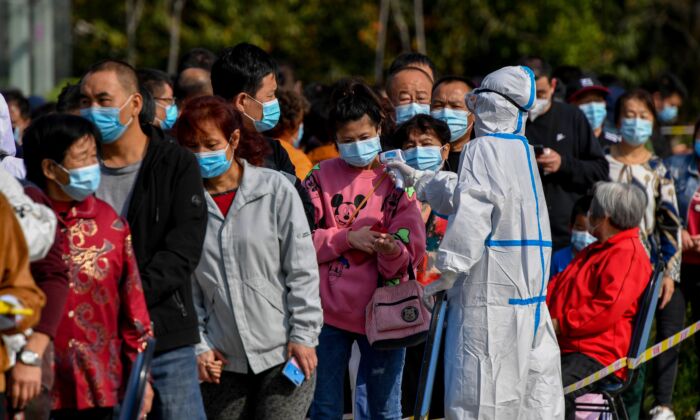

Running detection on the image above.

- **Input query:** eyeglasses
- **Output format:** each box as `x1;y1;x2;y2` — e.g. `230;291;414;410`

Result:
154;97;176;106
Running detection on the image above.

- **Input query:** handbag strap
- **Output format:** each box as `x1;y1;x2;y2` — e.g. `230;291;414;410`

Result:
378;186;417;286
347;173;388;226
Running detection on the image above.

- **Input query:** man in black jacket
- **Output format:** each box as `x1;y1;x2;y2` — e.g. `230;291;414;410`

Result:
521;56;609;250
211;43;315;228
80;60;207;420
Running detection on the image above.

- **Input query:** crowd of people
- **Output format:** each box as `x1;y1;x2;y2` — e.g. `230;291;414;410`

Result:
0;42;698;420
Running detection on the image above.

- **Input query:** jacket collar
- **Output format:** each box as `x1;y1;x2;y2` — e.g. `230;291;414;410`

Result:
205;159;272;220
685;154;699;178
591;227;640;250
52;194;99;222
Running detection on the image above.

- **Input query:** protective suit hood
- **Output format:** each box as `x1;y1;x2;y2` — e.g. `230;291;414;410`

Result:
0;93;26;178
470;65;535;137
0;94;16;158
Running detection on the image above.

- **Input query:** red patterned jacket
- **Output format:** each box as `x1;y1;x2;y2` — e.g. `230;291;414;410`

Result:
50;195;152;410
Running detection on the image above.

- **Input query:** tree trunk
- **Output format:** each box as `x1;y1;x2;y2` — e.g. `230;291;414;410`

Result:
390;0;411;52
167;0;187;74
125;0;145;65
374;0;391;84
414;0;426;54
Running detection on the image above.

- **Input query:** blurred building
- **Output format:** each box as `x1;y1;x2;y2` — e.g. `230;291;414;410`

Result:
0;0;73;96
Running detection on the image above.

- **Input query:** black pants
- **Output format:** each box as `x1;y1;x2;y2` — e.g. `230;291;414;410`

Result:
200;364;316;420
561;353;608;420
651;263;700;407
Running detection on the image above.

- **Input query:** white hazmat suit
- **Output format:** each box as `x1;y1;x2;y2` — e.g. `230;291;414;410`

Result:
409;66;565;419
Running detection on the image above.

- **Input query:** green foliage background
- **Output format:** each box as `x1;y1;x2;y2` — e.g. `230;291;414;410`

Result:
73;0;700;95
72;1;699;415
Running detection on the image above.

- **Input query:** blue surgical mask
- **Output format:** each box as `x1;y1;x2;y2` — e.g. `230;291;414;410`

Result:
80;95;134;143
12;127;20;143
395;102;430;125
579;102;607;130
246;96;281;133
658;105;678;123
158;103;178;130
694;139;700;159
293;123;304;148
337;136;382;168
195;143;233;179
404;146;444;171
571;229;597;252
431;108;470;142
620;118;653;146
55;162;101;201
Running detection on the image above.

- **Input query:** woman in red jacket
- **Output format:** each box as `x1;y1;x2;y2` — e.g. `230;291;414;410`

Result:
547;181;652;420
22;114;153;420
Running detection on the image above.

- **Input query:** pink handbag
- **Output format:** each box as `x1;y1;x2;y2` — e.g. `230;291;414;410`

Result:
365;279;431;349
341;176;431;349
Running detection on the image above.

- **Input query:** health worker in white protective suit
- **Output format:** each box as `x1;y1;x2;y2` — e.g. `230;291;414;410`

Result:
390;66;564;419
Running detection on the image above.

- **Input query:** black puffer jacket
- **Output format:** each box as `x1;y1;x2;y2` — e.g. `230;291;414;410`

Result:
126;125;207;352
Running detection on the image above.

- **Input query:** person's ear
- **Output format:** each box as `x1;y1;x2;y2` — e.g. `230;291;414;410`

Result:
130;93;143;117
550;78;558;95
42;159;68;185
233;93;247;114
441;143;451;160
230;129;241;151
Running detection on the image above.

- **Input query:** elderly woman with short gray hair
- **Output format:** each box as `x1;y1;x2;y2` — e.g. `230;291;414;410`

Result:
546;182;653;420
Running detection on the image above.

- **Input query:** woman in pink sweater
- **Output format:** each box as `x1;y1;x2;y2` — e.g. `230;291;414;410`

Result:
306;79;425;419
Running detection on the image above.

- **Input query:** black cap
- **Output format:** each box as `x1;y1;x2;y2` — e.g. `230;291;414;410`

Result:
566;74;610;102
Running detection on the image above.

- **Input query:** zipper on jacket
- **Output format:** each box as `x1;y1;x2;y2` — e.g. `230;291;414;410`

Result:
173;290;188;317
375;295;420;307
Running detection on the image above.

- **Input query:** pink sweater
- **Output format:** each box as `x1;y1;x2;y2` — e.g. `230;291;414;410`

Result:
304;158;426;334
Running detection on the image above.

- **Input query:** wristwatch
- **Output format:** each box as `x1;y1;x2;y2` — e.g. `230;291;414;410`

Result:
18;348;41;366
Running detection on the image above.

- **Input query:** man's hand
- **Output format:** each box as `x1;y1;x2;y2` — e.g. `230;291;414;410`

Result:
10;362;42;410
140;382;154;419
197;349;227;384
552;318;561;336
287;342;317;380
348;227;382;254
374;233;399;255
659;276;675;310
536;148;562;174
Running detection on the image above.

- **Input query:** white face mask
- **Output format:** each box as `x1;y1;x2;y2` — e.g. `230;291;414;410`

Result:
528;98;550;122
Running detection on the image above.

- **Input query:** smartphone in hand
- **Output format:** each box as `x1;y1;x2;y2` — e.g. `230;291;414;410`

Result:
533;144;546;156
282;357;305;387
